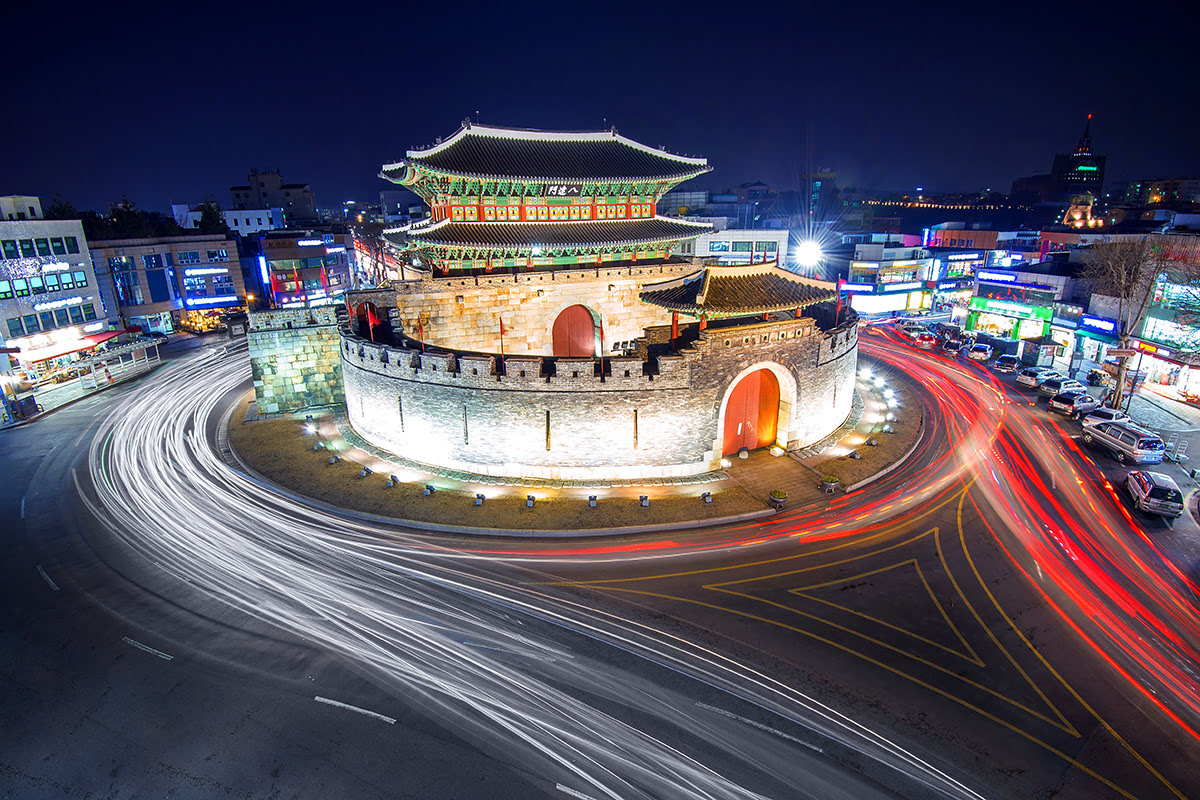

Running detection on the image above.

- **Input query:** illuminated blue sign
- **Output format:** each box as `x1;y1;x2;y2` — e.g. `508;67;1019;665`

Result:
258;255;269;284
1080;314;1118;336
185;295;240;308
976;270;1018;283
881;281;923;293
840;282;875;293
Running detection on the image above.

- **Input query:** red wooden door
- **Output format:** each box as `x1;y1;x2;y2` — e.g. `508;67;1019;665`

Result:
722;369;780;455
552;305;596;357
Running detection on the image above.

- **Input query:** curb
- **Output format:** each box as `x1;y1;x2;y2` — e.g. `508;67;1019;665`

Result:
844;407;927;493
221;400;777;538
1;364;162;431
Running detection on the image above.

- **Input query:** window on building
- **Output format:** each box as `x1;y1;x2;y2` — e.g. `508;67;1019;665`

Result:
68;306;84;324
114;271;143;305
178;251;200;264
50;238;66;255
731;241;752;252
708;241;730;252
58;272;74;290
1;240;17;259
207;249;228;262
65;236;79;254
755;241;778;252
82;303;96;321
43;273;59;291
7;318;23;338
0;281;10;299
34;238;51;256
143;253;164;269
54;309;69;327
73;270;87;287
19;239;35;257
163;252;173;267
212;275;235;294
108;256;136;271
13;279;29;296
22;314;40;334
183;276;208;298
39;311;53;330
29;276;45;294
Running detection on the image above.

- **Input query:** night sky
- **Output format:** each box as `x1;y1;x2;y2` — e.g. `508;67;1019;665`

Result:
6;1;1196;213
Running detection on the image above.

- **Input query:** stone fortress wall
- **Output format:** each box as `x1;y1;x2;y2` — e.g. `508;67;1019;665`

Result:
341;308;857;481
248;307;344;413
389;261;698;355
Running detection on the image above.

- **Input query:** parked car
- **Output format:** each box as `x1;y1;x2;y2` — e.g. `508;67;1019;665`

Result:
941;338;964;354
966;344;993;362
992;354;1020;372
1124;471;1185;518
899;323;924;338
1047;391;1103;418
1081;407;1131;428
915;332;937;349
1016;367;1062;388
1081;421;1166;464
1038;377;1088;398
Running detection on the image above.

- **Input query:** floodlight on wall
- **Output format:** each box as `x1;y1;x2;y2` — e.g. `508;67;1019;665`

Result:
475;494;484;506
424;485;434;496
588;496;597;508
720;458;732;468
701;492;712;504
527;495;535;508
328;456;341;464
795;240;822;268
386;475;398;487
359;467;372;477
640;495;649;508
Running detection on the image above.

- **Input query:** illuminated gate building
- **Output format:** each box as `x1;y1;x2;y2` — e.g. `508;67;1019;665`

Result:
312;121;856;480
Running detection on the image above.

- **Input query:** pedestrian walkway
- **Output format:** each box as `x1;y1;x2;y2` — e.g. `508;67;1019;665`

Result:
2;347;161;429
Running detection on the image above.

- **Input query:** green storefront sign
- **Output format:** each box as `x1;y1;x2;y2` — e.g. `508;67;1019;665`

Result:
968;296;1053;321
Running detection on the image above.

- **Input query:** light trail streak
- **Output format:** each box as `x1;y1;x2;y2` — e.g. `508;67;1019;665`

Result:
79;345;986;800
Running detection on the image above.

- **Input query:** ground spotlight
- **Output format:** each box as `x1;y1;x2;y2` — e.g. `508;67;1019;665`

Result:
795;240;822;268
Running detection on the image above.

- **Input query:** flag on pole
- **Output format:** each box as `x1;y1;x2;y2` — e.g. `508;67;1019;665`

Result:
835;279;843;322
416;317;425;352
365;305;380;343
499;317;506;357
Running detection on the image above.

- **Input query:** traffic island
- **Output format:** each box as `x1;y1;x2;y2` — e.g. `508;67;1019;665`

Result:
226;394;771;533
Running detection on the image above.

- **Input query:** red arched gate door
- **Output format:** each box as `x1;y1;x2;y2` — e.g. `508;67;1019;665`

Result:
552;305;597;357
722;369;780;455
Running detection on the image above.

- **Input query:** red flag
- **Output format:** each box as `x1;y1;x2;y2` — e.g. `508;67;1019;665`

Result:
366;305;381;343
670;312;678;342
416;317;425;352
499;317;506;357
835;279;842;322
499;317;506;336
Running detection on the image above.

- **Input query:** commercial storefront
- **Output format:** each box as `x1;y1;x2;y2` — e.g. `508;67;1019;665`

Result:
842;279;932;315
933;278;975;312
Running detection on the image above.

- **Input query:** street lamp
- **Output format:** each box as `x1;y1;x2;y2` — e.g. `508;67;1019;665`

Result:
795;240;822;268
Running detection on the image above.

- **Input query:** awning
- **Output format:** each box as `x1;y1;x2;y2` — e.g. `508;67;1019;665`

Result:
16;330;122;364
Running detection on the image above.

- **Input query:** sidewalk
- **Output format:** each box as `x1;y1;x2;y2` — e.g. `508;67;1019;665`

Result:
1;354;160;429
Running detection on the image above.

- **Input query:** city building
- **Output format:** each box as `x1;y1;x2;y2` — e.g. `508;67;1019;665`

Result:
253;230;355;308
172;203;285;236
230;169;318;222
89;233;245;334
1;202;118;378
1123;178;1200;208
1011;116;1107;202
251;122;856;482
677;228;788;265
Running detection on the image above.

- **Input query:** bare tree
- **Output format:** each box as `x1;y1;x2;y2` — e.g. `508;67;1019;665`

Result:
1079;235;1200;408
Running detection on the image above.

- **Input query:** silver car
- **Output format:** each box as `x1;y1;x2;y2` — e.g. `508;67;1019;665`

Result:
1082;407;1131;428
1016;367;1063;388
1047;391;1102;418
1081;421;1166;464
1038;377;1088;398
1125;471;1185;518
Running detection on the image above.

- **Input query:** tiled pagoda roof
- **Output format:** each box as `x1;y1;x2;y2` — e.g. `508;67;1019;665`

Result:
381;123;711;184
639;262;839;315
386;217;713;251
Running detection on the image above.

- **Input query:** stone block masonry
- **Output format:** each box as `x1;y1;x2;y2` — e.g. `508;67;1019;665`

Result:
249;308;344;414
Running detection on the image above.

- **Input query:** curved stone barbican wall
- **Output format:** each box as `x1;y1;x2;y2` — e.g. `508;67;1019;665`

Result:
340;310;858;481
391;262;696;357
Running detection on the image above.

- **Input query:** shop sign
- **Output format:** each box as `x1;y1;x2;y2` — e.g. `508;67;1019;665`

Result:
544;183;582;197
1106;349;1139;357
33;295;85;312
976;269;1018;283
947;252;981;261
978;281;1056;306
881;281;923;293
7;325;83;351
937;279;973;290
184;267;229;276
839;282;875;293
1079;314;1118;336
184;295;240;308
1134;340;1171;357
296;238;323;247
969;296;1052;321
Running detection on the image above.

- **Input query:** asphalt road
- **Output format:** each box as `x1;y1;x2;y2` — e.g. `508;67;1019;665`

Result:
2;330;1199;799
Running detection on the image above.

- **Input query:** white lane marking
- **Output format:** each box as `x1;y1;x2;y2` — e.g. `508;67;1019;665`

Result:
314;696;396;724
555;785;601;800
36;565;59;591
20;495;25;519
696;702;823;753
122;636;175;661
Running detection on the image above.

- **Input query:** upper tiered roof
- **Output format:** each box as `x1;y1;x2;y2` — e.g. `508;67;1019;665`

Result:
639;262;839;316
381;122;712;185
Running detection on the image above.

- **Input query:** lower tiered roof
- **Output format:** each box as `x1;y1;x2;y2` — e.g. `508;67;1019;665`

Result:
387;217;712;252
639;261;838;316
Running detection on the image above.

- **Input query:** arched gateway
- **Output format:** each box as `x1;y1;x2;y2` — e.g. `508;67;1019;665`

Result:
722;368;780;455
552;305;597;357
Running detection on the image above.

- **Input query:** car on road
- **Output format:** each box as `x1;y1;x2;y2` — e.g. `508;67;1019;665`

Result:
1047;391;1103;418
941;338;964;355
915;332;937;349
1016;367;1062;388
966;344;993;362
1037;377;1088;398
899;323;924;338
992;354;1020;372
1124;471;1185;518
1081;407;1131;428
1081;420;1166;464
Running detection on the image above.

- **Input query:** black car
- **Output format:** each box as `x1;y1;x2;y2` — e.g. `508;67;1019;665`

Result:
941;338;964;354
